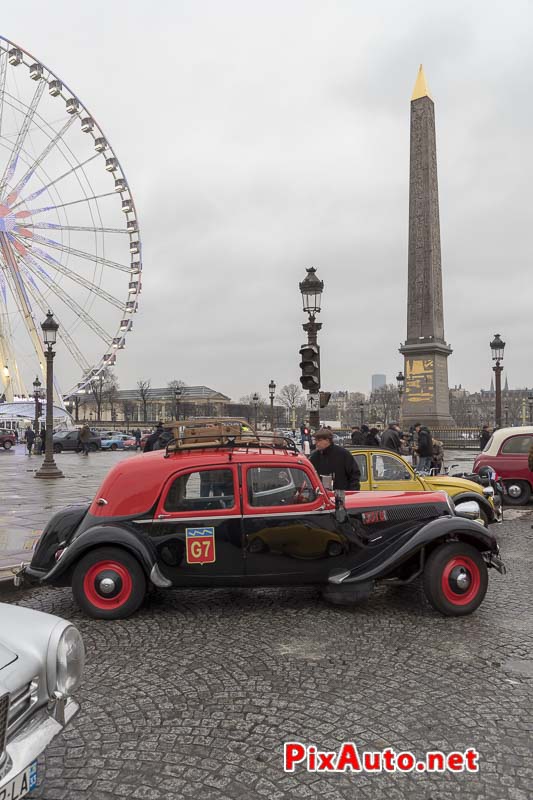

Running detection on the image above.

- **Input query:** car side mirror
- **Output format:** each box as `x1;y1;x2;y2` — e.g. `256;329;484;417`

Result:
455;501;481;520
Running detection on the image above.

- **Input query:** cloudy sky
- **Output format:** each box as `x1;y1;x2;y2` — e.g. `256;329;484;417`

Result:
2;0;531;400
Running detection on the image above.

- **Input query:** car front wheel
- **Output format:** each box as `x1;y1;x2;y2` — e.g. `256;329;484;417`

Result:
503;480;531;506
3;440;12;449
423;542;488;616
53;443;62;453
89;442;99;452
72;547;146;619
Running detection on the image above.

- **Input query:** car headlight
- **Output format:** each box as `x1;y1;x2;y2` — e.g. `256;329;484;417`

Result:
55;625;85;695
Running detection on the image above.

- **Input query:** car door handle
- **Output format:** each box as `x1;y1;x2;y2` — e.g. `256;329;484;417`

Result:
157;514;172;519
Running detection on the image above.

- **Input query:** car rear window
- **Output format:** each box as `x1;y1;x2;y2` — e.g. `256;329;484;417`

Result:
500;435;533;455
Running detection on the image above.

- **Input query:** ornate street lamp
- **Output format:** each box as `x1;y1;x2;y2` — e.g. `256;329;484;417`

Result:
268;379;276;431
252;392;259;431
175;385;183;420
299;267;324;431
504;403;509;427
360;402;365;427
396;370;405;421
528;392;533;425
32;376;42;438
35;311;63;479
490;334;505;428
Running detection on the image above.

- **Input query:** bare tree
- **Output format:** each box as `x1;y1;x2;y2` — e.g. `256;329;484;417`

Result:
369;384;400;426
89;369;117;421
167;379;186;419
122;400;135;429
137;379;151;423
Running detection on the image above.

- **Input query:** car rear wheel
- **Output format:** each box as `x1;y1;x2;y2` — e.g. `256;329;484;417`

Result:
423;542;488;616
89;442;98;452
3;440;12;449
110;443;118;451
53;443;62;453
503;480;531;506
72;547;146;619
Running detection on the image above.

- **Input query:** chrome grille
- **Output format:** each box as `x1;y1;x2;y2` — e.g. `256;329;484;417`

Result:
0;693;8;767
7;680;38;736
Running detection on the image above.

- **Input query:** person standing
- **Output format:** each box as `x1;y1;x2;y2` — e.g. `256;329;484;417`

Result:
479;425;491;451
24;427;36;455
143;422;164;453
79;424;91;456
309;428;360;491
414;422;433;472
380;423;402;453
134;428;142;450
365;427;381;447
431;438;444;474
351;426;364;445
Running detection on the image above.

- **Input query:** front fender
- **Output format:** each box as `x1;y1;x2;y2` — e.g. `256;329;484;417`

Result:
453;492;495;522
334;515;498;585
34;524;157;584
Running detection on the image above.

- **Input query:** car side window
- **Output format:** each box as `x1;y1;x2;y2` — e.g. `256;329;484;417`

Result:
501;435;533;455
353;454;367;481
247;467;314;507
372;454;411;481
164;469;235;512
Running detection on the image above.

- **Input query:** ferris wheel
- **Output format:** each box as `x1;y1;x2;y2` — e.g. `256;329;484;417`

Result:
0;35;141;402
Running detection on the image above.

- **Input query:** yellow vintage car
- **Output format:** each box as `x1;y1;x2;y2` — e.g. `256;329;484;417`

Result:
350;447;501;526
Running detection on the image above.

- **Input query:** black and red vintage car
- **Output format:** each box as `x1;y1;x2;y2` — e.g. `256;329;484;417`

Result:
19;437;505;619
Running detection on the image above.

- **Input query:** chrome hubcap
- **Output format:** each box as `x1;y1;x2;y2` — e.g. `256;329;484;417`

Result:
454;569;471;590
508;484;522;498
99;577;116;595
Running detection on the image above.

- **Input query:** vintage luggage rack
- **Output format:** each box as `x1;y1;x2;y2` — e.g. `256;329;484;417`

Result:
163;417;298;457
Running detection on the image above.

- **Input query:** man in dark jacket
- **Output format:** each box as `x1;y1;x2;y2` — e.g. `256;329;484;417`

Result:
380;423;402;453
479;425;491;451
143;422;164;453
414;422;433;472
309;428;360;490
350;426;364;445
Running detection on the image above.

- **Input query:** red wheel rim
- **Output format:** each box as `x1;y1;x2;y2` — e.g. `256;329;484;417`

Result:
83;560;133;610
441;556;481;605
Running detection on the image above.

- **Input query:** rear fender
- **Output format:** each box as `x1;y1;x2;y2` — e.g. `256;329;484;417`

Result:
38;524;157;584
334;515;498;585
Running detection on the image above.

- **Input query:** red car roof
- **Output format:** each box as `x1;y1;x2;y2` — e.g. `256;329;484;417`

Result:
89;447;448;518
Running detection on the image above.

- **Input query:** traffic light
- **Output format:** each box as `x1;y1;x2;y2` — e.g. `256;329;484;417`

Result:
299;343;320;391
319;391;331;408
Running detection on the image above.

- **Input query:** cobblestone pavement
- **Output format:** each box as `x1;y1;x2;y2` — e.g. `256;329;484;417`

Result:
1;504;532;798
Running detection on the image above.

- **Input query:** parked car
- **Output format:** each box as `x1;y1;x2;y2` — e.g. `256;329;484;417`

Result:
52;430;101;453
100;433;131;451
473;426;533;506
0;429;16;450
19;435;505;619
350;447;501;526
123;434;149;451
0;602;84;798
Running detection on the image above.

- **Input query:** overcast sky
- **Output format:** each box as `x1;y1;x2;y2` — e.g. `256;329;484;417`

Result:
2;1;532;400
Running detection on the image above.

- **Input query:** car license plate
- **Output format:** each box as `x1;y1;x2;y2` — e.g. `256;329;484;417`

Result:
0;761;37;800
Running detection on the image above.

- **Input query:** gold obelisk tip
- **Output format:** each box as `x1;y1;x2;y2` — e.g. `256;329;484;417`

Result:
411;64;432;101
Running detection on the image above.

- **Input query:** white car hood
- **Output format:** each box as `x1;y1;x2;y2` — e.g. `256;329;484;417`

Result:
0;642;17;670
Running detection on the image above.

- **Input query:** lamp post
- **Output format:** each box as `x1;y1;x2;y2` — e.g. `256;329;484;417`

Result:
490;334;505;428
35;311;63;479
504;403;509;427
528;392;533;425
396;370;405;421
268;379;276;431
299;267;324;431
175;385;183;420
32;376;42;438
252;392;259;430
359;402;364;427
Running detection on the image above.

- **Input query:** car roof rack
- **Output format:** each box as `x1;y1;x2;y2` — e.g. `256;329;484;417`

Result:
161;419;298;458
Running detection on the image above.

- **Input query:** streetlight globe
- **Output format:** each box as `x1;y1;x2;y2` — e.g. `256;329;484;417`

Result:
41;310;59;346
490;333;505;362
299;267;324;315
33;375;42;390
268;379;276;397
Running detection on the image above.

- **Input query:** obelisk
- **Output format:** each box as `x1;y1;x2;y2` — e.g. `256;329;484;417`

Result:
400;65;454;428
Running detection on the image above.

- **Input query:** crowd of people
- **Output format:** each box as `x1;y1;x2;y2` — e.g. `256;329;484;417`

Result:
349;421;443;473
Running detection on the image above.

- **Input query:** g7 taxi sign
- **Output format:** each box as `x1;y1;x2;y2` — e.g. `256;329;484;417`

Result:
186;528;216;564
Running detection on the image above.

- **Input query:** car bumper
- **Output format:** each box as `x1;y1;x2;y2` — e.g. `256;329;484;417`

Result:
0;698;79;789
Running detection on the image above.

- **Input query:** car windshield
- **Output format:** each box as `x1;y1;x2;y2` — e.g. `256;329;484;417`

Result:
54;431;70;438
